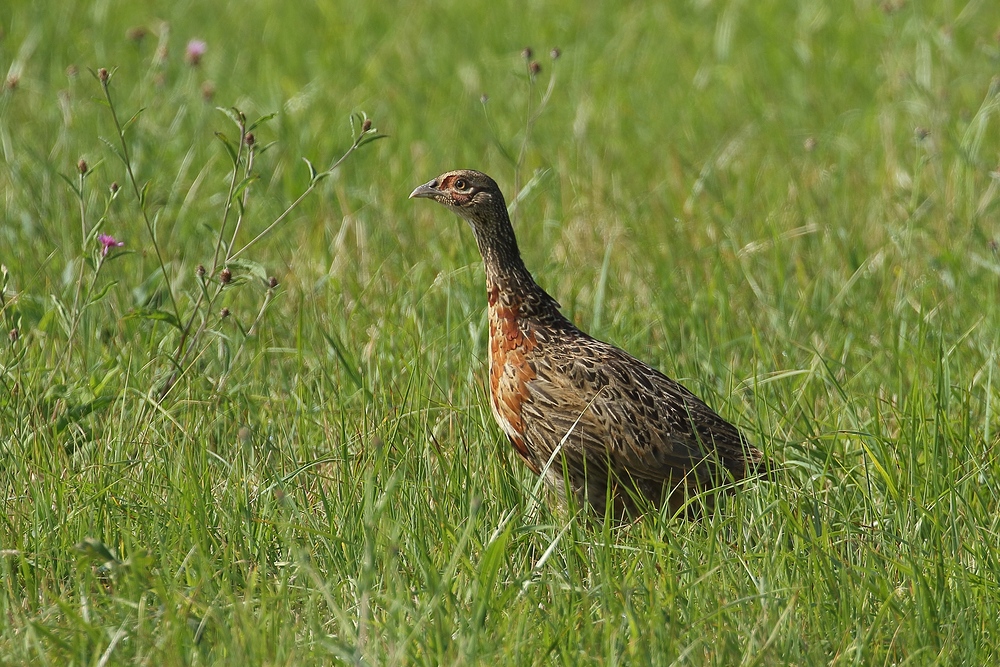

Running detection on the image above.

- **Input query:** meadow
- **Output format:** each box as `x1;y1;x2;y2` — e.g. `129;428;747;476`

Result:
3;0;1000;664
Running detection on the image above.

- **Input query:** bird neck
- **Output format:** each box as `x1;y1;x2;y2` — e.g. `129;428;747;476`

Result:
476;222;565;321
480;240;532;289
472;212;534;291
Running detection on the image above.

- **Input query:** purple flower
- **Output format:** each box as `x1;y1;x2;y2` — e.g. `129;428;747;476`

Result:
185;39;207;66
99;234;124;257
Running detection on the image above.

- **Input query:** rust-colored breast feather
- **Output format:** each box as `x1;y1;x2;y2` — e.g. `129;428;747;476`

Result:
487;287;541;473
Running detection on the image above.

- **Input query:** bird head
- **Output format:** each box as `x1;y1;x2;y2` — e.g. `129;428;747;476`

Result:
409;169;507;230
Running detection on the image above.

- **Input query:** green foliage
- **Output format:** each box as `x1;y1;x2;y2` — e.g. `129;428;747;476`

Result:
3;0;1000;664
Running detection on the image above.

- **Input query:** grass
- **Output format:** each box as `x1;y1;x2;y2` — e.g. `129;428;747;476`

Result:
3;0;1000;664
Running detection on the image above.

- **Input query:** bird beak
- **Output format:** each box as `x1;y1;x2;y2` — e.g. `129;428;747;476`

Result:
409;179;440;200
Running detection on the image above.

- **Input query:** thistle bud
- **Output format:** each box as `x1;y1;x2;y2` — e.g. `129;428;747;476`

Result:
244;132;255;147
126;26;148;43
219;267;232;285
110;182;119;194
98;68;109;83
77;159;88;175
268;276;278;289
185;39;207;67
529;61;541;77
196;264;206;278
361;118;372;133
8;328;18;343
521;47;533;60
220;307;230;319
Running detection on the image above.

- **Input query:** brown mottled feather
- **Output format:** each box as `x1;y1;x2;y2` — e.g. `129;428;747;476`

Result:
411;169;763;518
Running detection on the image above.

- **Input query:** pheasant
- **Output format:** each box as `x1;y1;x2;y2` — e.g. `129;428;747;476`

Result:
410;169;763;518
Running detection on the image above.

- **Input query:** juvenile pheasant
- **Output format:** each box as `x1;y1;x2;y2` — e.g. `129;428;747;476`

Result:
410;169;763;518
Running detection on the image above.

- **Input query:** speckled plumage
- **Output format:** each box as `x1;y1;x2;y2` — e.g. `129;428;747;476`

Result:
411;169;763;518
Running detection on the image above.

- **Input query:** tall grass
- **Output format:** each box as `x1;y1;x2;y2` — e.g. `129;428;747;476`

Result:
2;0;1000;664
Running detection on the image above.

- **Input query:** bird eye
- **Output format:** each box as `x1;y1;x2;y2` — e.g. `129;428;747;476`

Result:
454;178;467;190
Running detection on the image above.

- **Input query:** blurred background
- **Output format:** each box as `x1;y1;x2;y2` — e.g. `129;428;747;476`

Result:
3;0;1000;663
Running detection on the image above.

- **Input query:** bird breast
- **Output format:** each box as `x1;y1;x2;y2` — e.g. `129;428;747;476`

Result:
487;286;540;472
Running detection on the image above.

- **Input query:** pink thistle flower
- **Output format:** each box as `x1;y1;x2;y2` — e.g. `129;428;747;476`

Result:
98;234;124;257
185;39;207;66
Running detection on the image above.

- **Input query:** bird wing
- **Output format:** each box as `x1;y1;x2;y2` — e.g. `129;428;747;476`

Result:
519;336;757;488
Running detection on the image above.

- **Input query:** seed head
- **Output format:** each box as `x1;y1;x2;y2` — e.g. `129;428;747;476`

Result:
8;328;18;343
5;74;19;90
110;182;119;194
219;267;232;285
66;65;79;78
98;68;109;83
480;93;489;105
77;159;88;175
126;26;148;43
361;118;372;133
521;47;533;60
529;61;541;77
803;137;818;152
550;47;561;60
196;264;206;278
268;276;278;289
220;307;230;319
244;132;255;147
